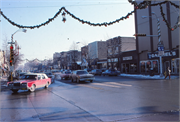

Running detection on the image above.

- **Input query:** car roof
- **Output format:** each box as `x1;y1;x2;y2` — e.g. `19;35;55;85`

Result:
24;73;46;75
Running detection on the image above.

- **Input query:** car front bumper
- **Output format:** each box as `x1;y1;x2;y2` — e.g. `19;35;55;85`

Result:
79;77;95;81
7;85;29;90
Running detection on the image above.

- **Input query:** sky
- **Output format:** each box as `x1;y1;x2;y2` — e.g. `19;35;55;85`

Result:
0;0;135;64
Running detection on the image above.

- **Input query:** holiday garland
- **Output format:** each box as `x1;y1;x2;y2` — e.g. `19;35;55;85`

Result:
0;1;179;30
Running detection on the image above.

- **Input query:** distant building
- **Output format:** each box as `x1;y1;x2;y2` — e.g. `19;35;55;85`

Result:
106;36;136;72
87;41;107;69
66;50;81;70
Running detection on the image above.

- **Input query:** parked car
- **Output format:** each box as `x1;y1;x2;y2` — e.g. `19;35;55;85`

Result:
102;69;120;76
71;70;95;83
84;68;93;72
60;70;72;80
45;72;55;83
7;73;51;93
89;69;102;76
101;68;107;72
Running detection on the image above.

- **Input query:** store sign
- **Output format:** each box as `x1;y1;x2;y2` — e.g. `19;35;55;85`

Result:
148;50;178;59
123;56;133;61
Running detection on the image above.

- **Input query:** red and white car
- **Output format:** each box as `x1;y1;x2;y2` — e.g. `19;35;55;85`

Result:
7;73;51;93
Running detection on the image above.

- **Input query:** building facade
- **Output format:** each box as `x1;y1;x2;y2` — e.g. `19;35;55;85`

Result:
66;50;81;70
106;36;136;71
134;1;179;75
87;41;107;69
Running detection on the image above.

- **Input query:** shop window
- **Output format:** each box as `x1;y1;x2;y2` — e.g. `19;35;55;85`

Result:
176;59;179;73
152;61;158;73
146;61;151;73
141;62;145;73
171;60;175;73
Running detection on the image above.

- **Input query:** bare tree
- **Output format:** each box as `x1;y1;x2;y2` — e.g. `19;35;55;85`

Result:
107;37;121;70
2;36;24;70
69;41;79;70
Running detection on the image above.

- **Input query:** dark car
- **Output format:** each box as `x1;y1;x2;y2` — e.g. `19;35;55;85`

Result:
102;69;120;76
89;69;102;76
84;68;93;72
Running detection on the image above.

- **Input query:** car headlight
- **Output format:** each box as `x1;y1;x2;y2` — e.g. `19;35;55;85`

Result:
8;83;13;86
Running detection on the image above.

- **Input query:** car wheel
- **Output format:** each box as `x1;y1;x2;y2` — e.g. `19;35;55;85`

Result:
71;78;74;82
29;84;36;92
11;89;18;93
45;82;49;88
90;80;93;83
103;75;105;76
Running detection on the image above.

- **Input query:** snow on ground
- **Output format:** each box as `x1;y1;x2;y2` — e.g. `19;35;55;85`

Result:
120;73;179;79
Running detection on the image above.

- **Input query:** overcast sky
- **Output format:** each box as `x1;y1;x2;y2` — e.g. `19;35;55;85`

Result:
0;0;135;64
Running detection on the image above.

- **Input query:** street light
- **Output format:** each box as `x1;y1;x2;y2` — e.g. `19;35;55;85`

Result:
142;12;163;77
8;28;27;81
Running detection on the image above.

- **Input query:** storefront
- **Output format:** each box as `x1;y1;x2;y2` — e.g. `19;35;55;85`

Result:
107;58;119;70
97;59;107;69
120;50;138;74
147;49;179;75
140;60;159;74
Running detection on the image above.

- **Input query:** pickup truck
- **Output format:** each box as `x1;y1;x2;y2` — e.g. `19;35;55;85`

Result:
7;73;51;93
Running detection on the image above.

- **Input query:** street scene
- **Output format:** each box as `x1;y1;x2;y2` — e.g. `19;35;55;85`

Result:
1;75;179;121
0;0;180;122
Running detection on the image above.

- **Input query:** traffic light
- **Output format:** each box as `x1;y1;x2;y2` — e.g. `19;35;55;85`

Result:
133;34;146;36
10;45;14;66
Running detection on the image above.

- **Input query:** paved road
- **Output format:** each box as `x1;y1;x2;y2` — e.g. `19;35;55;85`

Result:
0;76;179;121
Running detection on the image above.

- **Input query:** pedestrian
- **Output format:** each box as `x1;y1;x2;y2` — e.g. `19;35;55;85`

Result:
164;70;167;79
168;67;171;79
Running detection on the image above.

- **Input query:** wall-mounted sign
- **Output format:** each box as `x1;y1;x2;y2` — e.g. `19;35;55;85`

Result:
123;56;133;61
147;50;178;59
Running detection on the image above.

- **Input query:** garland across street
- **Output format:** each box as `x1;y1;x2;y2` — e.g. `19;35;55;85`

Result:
0;1;179;30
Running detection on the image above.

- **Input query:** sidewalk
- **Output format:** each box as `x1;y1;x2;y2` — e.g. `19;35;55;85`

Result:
120;73;179;80
0;76;8;91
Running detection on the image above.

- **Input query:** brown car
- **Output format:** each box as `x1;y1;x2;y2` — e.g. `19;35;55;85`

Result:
71;70;95;83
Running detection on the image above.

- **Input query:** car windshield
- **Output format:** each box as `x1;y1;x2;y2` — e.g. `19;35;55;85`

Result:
21;75;37;80
20;73;26;76
77;71;88;75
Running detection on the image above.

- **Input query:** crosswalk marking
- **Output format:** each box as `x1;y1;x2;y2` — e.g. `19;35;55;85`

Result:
105;82;132;87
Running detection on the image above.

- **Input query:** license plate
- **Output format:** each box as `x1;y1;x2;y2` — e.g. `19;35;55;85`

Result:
21;88;26;90
86;79;89;81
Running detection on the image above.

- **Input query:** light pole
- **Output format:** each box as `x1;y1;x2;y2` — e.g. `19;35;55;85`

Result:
142;12;163;77
8;28;27;81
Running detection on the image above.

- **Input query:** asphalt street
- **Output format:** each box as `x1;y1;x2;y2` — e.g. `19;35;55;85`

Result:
0;75;179;122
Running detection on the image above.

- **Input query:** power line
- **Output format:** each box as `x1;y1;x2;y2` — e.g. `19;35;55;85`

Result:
1;2;130;9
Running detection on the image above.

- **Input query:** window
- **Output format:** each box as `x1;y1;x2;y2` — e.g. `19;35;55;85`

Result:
41;75;45;79
38;75;41;80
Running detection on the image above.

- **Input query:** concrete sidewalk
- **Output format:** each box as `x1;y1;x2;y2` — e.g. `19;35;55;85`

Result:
120;73;179;80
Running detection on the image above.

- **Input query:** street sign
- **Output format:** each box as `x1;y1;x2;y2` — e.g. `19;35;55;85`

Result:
158;46;164;51
158;51;164;56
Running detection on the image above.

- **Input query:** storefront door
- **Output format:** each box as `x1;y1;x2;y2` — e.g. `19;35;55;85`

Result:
164;61;170;72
